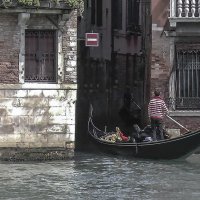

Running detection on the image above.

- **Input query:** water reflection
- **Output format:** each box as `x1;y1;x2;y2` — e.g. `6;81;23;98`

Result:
0;153;199;200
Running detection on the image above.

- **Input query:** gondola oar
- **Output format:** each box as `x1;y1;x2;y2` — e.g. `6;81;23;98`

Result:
166;115;189;132
131;98;141;110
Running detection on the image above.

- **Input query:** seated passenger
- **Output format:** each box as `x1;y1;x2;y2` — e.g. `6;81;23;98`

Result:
116;127;130;142
141;125;169;141
131;124;142;142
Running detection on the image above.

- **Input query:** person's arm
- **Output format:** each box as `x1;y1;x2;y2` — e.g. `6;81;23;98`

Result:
162;101;169;116
148;101;151;119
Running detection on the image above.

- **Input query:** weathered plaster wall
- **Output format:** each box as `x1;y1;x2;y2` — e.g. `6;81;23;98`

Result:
0;11;77;151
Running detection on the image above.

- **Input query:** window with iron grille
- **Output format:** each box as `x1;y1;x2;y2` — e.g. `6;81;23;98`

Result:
174;44;200;110
25;30;56;83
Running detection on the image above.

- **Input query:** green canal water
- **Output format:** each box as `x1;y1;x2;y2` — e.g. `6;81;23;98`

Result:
0;152;199;200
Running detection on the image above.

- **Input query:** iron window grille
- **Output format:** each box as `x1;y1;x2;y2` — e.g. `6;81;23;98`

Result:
25;30;56;83
172;44;200;110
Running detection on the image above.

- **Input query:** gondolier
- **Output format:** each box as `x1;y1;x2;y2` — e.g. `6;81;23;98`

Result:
148;89;169;141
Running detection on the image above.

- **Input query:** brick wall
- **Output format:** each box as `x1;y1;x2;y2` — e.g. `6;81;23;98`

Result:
151;28;170;98
0;14;19;83
165;116;200;134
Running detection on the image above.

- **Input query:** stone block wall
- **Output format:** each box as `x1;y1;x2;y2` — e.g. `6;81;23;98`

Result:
0;89;76;148
63;11;77;84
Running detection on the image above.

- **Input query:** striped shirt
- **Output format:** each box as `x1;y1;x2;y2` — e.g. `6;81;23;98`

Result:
148;96;168;119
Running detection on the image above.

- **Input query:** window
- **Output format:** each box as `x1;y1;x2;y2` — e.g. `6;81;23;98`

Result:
127;0;139;26
174;44;200;110
96;0;103;26
86;0;89;8
127;0;140;33
25;30;56;83
91;0;96;25
90;0;103;26
113;0;122;30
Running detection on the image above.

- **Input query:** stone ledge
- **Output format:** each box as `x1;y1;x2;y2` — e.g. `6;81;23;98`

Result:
0;8;71;14
0;83;77;90
169;17;200;28
0;147;74;162
169;111;200;117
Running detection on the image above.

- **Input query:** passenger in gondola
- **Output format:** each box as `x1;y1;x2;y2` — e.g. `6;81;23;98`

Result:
131;124;142;142
131;124;153;142
116;127;131;142
148;89;169;141
131;124;170;143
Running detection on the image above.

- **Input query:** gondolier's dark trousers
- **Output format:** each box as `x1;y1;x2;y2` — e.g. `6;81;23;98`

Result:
150;118;164;141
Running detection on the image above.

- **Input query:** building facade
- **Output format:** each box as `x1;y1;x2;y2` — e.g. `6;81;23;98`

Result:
0;1;77;156
76;0;151;149
152;0;200;132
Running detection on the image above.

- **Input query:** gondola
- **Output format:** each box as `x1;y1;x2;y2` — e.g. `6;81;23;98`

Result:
88;116;200;160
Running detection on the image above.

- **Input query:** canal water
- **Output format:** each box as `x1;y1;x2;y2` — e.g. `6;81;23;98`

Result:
0;152;199;200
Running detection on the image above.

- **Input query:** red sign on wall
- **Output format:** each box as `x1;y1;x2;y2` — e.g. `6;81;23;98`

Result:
85;33;99;47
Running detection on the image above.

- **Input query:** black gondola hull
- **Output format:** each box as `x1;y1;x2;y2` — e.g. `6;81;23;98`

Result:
88;117;200;159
